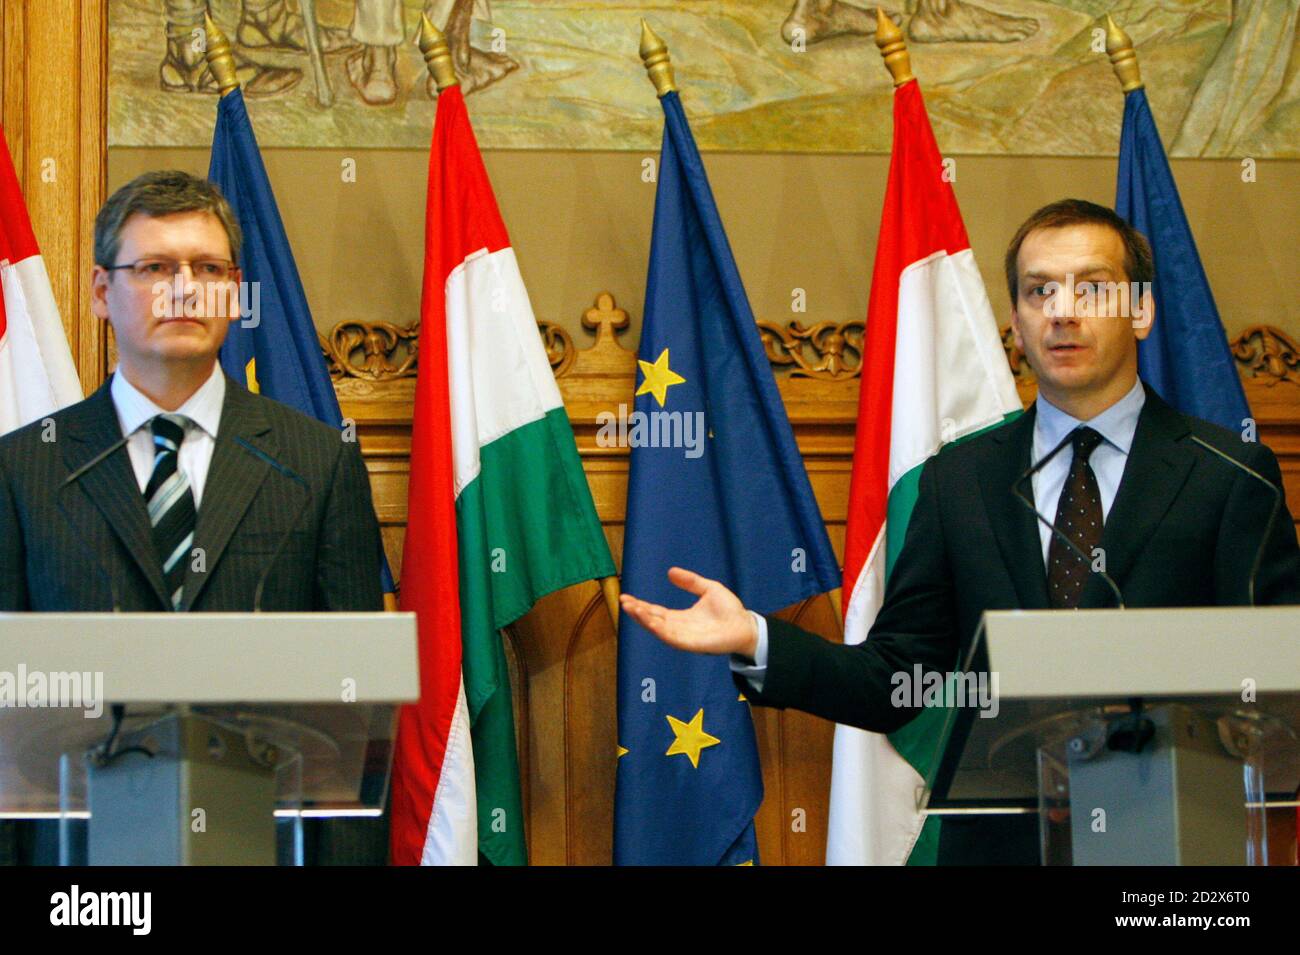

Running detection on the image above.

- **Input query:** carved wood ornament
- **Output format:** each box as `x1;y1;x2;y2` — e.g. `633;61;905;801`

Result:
323;293;1300;391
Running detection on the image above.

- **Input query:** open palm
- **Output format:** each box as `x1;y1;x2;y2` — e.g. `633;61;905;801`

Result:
619;567;757;658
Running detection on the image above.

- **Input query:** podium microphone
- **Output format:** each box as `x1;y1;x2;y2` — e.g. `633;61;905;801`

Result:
1011;430;1126;609
234;437;314;612
59;433;132;612
1187;434;1283;607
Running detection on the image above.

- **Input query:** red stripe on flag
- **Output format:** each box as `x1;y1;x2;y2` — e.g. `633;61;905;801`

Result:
0;123;44;344
841;80;976;603
423;88;511;280
389;86;509;865
0;124;40;266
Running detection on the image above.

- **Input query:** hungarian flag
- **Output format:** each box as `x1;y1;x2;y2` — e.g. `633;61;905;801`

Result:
830;79;1021;865
390;84;615;866
0;125;81;434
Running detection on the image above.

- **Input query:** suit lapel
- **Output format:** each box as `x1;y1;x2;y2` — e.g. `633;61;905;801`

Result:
979;407;1051;609
181;380;275;610
1081;386;1194;607
61;378;172;610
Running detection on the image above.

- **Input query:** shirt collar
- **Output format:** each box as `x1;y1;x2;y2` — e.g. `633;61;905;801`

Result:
1035;377;1146;456
110;363;226;440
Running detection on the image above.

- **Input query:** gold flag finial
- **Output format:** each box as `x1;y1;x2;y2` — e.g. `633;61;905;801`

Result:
1104;14;1144;92
639;20;677;97
418;14;459;91
874;8;913;87
203;12;240;96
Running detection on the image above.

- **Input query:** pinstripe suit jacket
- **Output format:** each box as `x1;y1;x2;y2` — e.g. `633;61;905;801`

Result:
0;373;383;613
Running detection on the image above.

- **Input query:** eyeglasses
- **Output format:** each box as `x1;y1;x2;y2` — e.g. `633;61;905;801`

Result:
104;258;239;283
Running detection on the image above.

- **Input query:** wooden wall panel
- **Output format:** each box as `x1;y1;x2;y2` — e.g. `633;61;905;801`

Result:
0;0;108;394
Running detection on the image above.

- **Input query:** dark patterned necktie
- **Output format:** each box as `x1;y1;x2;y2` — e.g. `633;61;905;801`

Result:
1047;426;1105;609
145;414;196;611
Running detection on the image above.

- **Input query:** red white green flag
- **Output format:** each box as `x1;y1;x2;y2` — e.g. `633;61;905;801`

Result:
0;124;81;434
831;78;1021;865
390;85;615;866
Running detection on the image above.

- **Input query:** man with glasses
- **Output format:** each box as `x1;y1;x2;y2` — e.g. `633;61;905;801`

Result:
0;169;385;863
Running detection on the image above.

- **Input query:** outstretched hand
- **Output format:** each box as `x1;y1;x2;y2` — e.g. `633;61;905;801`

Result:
619;567;758;660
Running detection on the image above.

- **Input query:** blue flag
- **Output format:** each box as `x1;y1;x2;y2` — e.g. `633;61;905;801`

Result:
613;91;840;865
209;89;395;593
1116;88;1250;433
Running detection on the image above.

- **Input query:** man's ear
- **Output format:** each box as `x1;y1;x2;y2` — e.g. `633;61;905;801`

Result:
1009;300;1025;353
90;266;111;320
1132;288;1155;341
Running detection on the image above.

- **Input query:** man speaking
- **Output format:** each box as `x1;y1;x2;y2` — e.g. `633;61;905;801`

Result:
620;199;1300;864
0;170;385;861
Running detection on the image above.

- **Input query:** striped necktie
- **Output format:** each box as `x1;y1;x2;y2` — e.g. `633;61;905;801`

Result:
145;413;196;611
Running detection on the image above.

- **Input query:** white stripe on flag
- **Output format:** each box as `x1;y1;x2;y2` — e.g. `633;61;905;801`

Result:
828;249;1021;865
889;249;1020;482
0;255;81;434
445;246;564;500
828;529;927;865
421;677;478;865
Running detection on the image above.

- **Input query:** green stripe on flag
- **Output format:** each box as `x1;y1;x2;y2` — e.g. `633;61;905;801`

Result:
455;406;616;865
884;411;1022;865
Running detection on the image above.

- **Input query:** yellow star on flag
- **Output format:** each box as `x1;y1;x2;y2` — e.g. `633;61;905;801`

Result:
665;708;720;769
617;744;629;758
636;348;686;408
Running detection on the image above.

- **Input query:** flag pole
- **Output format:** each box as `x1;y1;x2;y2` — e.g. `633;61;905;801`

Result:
202;13;241;97
419;12;624;636
639;20;678;97
610;17;686;638
407;22;462;620
418;14;460;91
1104;15;1144;92
874;7;914;86
594;18;691;638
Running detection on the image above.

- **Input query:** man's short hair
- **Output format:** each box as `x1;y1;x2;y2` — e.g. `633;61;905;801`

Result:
94;169;243;270
1003;198;1154;303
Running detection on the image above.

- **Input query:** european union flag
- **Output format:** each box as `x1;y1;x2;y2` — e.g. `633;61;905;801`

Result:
209;89;394;592
613;90;840;865
1116;87;1251;433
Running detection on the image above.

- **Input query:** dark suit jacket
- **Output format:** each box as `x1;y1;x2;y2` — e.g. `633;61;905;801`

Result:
0;373;383;614
741;385;1300;732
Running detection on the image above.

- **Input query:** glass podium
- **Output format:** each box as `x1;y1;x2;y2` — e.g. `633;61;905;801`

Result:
0;612;418;865
922;608;1300;865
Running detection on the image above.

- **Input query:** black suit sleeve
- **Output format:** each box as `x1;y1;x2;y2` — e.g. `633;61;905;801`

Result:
313;437;384;612
1215;441;1300;605
735;456;961;733
0;454;29;612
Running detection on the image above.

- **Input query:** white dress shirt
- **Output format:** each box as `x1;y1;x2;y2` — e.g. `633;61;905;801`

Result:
110;364;226;507
732;378;1149;692
1031;377;1145;565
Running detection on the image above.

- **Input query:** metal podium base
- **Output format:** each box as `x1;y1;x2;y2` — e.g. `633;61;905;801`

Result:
1067;704;1246;865
87;713;277;866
